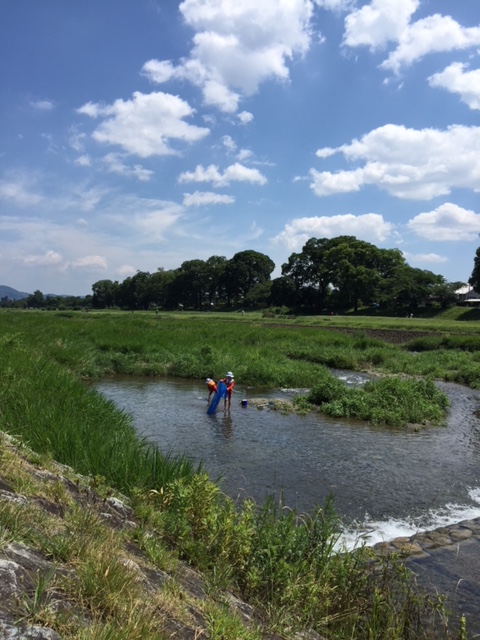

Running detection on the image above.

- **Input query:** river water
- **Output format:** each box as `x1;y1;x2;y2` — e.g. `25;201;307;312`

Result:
94;374;480;547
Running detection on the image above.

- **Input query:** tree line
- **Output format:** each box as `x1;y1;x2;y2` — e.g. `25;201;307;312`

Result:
2;237;468;314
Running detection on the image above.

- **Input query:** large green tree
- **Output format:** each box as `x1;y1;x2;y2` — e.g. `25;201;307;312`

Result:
281;237;405;311
148;268;175;309
270;276;299;308
168;260;210;309
92;279;118;308
431;279;464;309
115;271;152;310
205;255;228;306
132;271;153;310
243;281;272;308
378;265;442;313
281;238;335;310
26;289;45;309
326;239;405;311
226;250;275;305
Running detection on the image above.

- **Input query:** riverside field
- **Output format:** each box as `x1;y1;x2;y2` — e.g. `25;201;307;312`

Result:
0;307;477;639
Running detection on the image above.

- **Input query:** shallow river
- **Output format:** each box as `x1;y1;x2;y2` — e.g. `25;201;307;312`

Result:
94;373;480;546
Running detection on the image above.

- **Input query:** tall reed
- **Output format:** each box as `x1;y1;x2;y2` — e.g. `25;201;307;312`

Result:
0;334;196;494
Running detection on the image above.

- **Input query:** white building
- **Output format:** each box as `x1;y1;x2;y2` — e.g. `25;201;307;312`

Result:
455;285;480;304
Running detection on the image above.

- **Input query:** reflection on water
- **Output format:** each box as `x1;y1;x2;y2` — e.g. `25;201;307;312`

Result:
94;375;480;539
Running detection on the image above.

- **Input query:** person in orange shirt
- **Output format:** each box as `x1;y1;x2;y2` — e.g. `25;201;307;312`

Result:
221;372;235;411
205;378;217;406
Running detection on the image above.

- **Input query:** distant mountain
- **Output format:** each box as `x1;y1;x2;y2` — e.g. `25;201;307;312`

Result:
0;285;31;301
0;284;85;300
0;286;85;301
0;284;30;300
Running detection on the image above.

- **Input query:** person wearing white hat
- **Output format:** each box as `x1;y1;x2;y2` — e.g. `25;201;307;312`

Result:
220;371;235;411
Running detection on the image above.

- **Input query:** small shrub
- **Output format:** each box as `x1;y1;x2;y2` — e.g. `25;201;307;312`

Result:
365;348;388;366
321;377;449;427
452;364;480;388
405;336;444;352
444;335;480;351
307;376;347;405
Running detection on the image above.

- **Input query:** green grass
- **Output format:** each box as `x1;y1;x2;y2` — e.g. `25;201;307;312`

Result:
0;334;198;495
0;309;473;638
2;308;480;386
307;376;449;427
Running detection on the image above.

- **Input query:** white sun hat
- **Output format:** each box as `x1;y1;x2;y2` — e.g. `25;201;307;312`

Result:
226;371;234;377
205;378;212;383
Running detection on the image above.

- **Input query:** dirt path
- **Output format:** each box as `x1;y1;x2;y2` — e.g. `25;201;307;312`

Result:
262;322;438;345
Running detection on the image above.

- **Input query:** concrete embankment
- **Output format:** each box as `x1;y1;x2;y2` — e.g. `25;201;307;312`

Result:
373;519;480;634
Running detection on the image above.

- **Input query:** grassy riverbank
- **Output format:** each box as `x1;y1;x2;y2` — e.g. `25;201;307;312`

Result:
2;307;480;390
0;431;458;640
0;309;474;638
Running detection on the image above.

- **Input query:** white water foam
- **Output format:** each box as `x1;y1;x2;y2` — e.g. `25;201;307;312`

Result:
338;487;480;551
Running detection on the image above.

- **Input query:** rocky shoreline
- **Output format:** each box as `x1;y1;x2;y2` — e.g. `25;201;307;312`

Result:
373;518;480;558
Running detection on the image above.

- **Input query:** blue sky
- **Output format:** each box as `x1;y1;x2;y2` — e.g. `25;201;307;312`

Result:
1;0;479;295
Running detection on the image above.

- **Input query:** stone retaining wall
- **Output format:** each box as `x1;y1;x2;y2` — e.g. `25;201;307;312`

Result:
373;517;480;559
373;518;480;635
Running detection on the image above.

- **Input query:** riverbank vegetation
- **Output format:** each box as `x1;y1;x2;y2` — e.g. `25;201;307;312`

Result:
2;307;480;391
0;309;475;637
304;377;449;427
0;429;457;640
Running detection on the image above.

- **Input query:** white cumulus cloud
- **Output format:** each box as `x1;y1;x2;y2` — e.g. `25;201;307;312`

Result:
142;0;315;112
238;110;254;124
178;162;267;187
68;128;86;152
236;149;252;162
141;59;176;83
78;91;209;157
407;203;480;241
382;14;480;74
112;198;184;243
343;1;480;75
312;124;480;200
343;0;419;50
272;213;394;250
310;168;365;196
116;264;137;278
429;62;480;110
222;135;236;152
